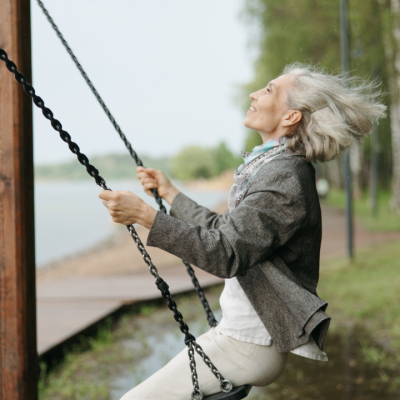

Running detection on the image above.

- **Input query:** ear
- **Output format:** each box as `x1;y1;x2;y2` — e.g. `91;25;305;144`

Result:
282;110;302;127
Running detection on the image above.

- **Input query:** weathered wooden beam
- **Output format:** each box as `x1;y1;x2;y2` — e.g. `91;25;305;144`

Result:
0;0;38;399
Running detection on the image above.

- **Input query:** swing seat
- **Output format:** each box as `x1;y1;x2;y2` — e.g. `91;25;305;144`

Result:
203;385;252;400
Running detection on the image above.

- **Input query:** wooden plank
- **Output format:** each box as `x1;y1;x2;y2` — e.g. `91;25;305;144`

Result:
0;0;37;399
36;265;223;356
37;299;123;355
37;265;222;300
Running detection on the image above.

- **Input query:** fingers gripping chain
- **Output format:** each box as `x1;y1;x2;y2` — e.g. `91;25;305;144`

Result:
0;48;230;398
35;0;217;327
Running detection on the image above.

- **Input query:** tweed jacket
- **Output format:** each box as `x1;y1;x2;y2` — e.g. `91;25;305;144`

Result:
146;148;331;353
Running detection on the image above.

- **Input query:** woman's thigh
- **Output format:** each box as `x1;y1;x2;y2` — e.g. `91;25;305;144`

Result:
120;326;288;400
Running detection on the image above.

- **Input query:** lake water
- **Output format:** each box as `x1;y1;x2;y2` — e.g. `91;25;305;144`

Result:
34;180;229;267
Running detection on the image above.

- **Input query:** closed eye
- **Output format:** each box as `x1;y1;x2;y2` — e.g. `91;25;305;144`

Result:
266;82;276;93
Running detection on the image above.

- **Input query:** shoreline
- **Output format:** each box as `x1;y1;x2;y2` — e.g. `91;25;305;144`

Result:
36;199;229;283
182;169;236;191
34;170;236;191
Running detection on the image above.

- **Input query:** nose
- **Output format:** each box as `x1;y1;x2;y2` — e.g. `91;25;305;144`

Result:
249;89;262;101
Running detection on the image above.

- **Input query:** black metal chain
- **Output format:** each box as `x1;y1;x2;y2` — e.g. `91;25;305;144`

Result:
0;48;229;399
35;0;217;328
183;260;217;327
188;342;203;400
35;0;146;174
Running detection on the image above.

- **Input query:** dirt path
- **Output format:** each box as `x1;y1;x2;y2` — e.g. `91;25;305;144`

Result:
320;204;400;259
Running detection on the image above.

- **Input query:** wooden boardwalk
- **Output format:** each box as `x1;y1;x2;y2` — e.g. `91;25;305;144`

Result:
36;205;400;356
37;265;222;355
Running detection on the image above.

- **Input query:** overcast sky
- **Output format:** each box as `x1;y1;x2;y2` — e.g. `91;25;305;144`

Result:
31;0;255;165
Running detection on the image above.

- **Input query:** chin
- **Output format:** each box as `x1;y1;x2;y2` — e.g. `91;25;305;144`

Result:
244;122;260;132
243;117;253;129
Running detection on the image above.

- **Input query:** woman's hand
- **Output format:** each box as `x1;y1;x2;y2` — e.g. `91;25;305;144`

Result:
99;190;157;230
136;166;180;205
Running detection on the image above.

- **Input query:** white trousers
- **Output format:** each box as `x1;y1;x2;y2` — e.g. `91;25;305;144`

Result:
120;325;288;400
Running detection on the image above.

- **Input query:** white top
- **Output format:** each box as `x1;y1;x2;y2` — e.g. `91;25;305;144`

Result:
218;153;328;362
219;277;328;361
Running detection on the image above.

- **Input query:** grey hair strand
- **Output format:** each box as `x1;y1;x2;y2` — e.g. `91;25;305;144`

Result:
282;62;387;162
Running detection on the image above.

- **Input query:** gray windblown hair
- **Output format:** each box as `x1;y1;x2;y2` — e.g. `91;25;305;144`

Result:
282;63;387;162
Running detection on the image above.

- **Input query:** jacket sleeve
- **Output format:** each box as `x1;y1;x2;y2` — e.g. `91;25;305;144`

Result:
146;169;307;279
169;192;229;229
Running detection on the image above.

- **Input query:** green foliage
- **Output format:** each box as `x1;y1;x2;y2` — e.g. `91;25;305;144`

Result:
321;188;400;231
35;142;242;182
213;142;243;174
241;0;392;185
172;145;218;180
172;142;241;180
244;130;262;152
35;153;173;181
139;304;157;316
244;0;341;78
319;239;400;351
38;318;120;400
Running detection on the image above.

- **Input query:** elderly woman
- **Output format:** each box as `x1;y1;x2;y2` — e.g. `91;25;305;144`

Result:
99;63;386;400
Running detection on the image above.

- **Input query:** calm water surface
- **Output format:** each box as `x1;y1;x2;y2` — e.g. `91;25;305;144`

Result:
35;180;228;267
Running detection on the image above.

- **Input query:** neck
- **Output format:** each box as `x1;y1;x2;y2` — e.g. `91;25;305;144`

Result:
259;133;285;144
258;129;286;144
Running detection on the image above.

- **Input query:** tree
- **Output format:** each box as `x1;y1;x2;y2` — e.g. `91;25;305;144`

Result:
241;0;392;192
172;146;218;180
213;142;243;174
379;0;400;213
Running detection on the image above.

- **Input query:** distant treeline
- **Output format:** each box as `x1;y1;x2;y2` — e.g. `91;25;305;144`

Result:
35;142;242;181
35;154;173;181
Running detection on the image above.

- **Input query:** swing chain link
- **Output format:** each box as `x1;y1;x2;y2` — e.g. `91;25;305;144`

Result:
126;224;159;279
188;342;203;400
0;47;231;398
35;0;168;214
127;223;227;397
0;50;108;190
193;343;233;393
183;259;218;327
35;0;218;328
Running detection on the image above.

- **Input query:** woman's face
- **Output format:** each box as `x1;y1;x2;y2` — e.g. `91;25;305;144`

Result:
244;74;293;139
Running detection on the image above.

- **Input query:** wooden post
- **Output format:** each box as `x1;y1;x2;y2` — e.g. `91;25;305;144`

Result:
0;0;38;399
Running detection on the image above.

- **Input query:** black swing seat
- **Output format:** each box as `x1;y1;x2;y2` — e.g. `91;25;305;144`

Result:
203;385;252;400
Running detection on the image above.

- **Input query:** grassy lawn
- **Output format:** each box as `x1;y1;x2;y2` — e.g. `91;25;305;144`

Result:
319;238;400;352
321;188;400;231
38;317;139;399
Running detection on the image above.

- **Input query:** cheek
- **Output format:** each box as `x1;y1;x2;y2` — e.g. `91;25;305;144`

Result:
257;101;274;123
